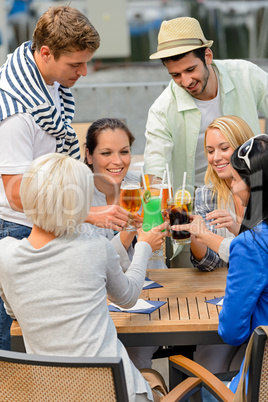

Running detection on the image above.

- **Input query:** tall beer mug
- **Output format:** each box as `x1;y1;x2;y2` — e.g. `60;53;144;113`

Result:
119;181;141;231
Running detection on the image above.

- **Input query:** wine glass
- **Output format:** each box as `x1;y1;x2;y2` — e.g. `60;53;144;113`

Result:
119;181;141;231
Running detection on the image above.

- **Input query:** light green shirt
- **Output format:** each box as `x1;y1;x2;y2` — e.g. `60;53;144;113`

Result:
144;59;268;194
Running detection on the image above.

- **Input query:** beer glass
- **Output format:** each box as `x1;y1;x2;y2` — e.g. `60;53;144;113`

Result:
167;197;192;245
119;181;141;231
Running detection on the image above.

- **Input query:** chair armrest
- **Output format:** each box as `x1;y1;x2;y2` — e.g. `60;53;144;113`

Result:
163;377;202;401
169;355;234;401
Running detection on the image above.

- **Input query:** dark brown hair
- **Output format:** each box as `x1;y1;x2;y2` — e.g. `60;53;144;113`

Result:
161;47;207;66
231;135;268;234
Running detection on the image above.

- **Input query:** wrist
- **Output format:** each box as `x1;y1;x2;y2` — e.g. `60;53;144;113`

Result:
200;230;224;254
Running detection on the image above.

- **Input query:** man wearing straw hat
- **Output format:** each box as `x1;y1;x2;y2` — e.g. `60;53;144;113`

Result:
143;17;268;193
143;17;268;375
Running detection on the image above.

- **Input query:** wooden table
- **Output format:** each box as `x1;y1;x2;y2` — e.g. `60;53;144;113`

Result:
114;268;227;347
11;268;227;352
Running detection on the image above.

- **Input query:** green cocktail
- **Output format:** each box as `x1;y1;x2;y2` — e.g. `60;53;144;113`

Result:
141;196;164;232
141;195;165;260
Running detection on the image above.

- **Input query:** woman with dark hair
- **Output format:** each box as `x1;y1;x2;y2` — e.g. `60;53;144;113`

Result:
84;118;166;270
217;133;268;393
85;118;146;269
84;118;134;233
229;134;268;233
84;118;167;370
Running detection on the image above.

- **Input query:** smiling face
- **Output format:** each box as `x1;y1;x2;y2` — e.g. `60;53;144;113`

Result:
206;128;234;185
230;167;250;206
164;49;216;100
86;128;131;193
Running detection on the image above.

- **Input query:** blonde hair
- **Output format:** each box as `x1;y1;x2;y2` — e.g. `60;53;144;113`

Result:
204;115;254;209
20;153;93;236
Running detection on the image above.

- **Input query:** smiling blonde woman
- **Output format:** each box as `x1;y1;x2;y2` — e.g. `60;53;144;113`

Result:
190;115;254;271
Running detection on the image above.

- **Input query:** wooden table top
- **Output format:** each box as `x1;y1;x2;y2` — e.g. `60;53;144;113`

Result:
11;267;228;348
110;268;227;336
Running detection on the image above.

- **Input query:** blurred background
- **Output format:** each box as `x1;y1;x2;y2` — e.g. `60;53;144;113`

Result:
0;0;268;154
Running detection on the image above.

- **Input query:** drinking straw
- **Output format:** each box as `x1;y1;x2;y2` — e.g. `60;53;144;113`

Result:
165;163;172;198
145;174;151;191
159;170;166;201
181;171;187;203
141;166;147;190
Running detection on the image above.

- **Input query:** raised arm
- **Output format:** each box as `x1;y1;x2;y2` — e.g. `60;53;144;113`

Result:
190;186;226;270
106;222;169;308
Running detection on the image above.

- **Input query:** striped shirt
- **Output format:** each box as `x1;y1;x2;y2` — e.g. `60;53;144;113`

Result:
0;41;80;159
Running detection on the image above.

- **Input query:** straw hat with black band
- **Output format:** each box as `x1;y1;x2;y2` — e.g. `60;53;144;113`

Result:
150;17;213;60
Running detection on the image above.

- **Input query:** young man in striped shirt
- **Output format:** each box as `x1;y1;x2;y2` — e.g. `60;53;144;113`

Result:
0;5;100;351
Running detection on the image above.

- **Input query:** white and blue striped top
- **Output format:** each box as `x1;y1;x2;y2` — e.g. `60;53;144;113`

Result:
0;41;80;159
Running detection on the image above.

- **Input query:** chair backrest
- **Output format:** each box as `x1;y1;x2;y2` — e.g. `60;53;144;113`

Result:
248;326;268;401
0;350;129;401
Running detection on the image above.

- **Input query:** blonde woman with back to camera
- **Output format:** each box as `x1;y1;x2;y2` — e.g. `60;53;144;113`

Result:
0;153;169;401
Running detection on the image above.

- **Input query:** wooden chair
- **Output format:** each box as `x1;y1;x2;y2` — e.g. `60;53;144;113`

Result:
0;351;128;401
71;122;92;159
0;349;204;402
168;326;268;401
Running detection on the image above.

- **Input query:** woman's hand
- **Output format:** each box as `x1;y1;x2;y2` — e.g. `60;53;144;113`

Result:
171;214;210;241
137;222;169;252
171;214;225;254
85;205;130;231
206;209;240;236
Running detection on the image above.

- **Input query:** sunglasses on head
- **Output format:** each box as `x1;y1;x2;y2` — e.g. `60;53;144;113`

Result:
237;134;268;170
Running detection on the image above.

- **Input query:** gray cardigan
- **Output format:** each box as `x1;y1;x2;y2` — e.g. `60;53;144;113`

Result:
0;232;153;401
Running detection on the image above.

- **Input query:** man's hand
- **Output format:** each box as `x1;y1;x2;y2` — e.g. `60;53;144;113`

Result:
129;213;143;229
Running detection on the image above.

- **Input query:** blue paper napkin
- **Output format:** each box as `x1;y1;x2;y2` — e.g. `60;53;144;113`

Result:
143;277;163;290
109;300;166;314
206;296;224;306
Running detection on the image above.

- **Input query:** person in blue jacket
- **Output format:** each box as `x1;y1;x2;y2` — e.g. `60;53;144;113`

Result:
172;133;268;398
218;133;268;393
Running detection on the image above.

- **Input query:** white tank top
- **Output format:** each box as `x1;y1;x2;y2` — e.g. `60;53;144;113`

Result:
194;70;222;186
